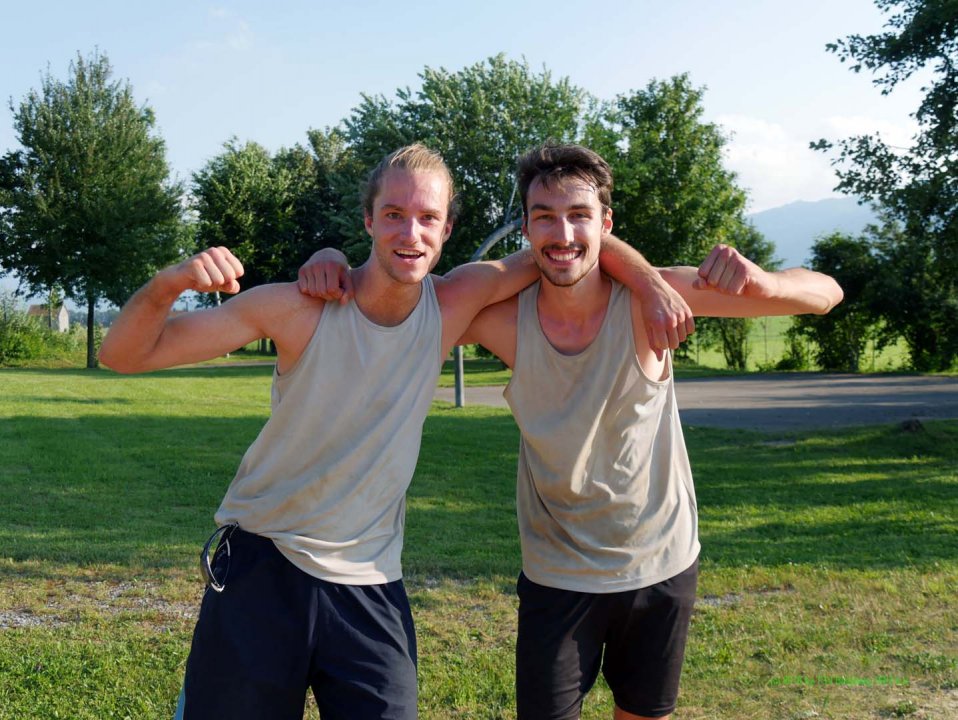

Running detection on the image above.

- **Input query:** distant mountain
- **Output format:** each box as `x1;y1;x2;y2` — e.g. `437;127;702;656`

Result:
748;197;879;268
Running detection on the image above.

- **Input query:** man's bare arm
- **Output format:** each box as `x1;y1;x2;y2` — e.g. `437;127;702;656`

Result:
457;297;519;369
598;235;695;356
297;246;540;357
662;244;844;318
99;247;267;373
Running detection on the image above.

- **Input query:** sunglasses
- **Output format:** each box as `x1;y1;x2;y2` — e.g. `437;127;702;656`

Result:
200;524;237;593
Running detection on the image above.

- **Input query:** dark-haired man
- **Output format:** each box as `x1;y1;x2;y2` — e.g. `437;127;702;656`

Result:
459;143;843;720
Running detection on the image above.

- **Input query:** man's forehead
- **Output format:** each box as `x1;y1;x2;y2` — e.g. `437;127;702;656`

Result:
379;167;448;188
375;168;450;205
528;175;601;203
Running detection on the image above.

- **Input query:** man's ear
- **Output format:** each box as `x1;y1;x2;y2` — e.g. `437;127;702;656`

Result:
602;208;613;235
442;220;453;244
521;217;529;238
364;212;374;237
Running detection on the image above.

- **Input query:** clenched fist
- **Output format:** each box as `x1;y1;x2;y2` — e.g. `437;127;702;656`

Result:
169;247;245;296
693;244;777;300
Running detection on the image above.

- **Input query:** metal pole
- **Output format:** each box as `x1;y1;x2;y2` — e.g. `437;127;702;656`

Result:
453;345;464;406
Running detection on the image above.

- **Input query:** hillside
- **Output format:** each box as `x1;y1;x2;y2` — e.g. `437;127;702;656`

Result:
748;197;879;268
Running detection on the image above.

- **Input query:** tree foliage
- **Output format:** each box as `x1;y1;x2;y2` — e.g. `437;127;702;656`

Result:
817;0;958;369
192;139;296;289
586;74;748;267
791;232;881;371
0;51;189;367
868;220;958;369
188;58;753;292
340;55;585;270
191;129;359;297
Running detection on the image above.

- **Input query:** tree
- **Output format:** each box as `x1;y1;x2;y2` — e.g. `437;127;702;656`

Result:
790;232;880;371
869;219;958;369
0;51;189;367
299;127;370;265
816;0;958;369
340;55;585;270
586;74;748;267
192;128;362;294
192;139;296;291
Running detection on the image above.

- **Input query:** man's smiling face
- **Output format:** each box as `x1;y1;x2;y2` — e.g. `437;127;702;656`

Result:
523;176;612;288
365;168;453;285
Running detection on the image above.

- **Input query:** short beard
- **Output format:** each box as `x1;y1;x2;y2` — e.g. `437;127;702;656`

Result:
537;254;598;288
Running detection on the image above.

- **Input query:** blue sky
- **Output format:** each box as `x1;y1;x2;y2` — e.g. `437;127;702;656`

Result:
2;0;923;216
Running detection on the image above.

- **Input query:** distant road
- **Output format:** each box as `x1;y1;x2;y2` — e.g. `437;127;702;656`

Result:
434;373;958;432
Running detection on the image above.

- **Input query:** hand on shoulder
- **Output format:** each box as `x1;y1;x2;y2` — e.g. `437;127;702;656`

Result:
297;248;354;304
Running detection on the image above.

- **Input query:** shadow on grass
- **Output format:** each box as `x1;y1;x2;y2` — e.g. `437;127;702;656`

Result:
692;422;958;568
0;413;263;572
0;366;275;381
1;401;954;582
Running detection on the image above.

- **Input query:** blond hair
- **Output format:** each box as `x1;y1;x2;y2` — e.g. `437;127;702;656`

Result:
363;143;459;221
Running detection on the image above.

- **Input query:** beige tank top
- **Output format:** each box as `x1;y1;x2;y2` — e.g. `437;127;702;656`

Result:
504;280;700;593
215;277;442;585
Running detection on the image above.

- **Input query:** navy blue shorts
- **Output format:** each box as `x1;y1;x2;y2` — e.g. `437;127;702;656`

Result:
515;559;698;719
176;528;417;720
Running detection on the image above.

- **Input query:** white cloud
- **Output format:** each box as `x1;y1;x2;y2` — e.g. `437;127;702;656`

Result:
718;114;841;213
195;8;252;52
717;113;919;212
821;114;918;150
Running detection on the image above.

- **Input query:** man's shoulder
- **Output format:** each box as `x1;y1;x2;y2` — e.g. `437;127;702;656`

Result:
242;282;325;309
223;283;326;338
432;270;535;304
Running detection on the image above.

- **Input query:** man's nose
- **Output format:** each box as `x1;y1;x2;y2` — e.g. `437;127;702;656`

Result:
398;218;420;242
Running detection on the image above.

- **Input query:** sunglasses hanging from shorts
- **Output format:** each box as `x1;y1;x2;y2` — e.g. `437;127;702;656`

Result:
200;523;238;592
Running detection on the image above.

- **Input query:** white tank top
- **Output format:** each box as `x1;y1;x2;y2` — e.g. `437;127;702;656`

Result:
504;280;700;593
215;277;442;585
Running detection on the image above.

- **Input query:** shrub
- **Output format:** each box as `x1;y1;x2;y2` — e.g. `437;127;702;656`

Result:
0;295;91;365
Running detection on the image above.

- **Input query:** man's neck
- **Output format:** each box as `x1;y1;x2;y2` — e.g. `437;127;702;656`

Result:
536;268;612;355
351;262;423;327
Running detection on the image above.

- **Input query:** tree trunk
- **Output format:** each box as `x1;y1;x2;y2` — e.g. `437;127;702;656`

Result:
86;295;98;369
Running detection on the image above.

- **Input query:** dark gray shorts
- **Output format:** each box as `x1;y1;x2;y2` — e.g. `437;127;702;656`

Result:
177;528;417;720
516;558;698;719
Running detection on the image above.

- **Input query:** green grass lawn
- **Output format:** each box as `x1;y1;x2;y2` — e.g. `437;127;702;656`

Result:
0;367;955;719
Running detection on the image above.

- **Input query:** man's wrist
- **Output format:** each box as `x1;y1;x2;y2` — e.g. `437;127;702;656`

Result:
146;269;186;307
633;267;668;299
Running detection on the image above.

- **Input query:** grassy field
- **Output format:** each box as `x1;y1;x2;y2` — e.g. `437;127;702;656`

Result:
0;367;956;719
689;316;910;372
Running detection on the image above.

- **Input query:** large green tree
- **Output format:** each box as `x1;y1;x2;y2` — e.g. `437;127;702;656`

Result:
339;55;585;270
0;51;189;367
816;0;958;369
586;74;748;267
192;139;296;290
192;129;359;296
